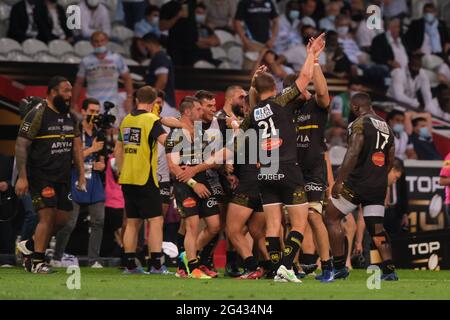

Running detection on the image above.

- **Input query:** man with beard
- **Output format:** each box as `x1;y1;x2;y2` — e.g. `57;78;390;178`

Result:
15;76;86;274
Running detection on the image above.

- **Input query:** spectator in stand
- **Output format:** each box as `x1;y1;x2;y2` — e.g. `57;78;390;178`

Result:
44;0;73;42
405;112;442;160
319;1;340;32
141;33;177;112
7;0;50;43
355;7;383;51
134;5;161;38
122;0;147;30
439;152;450;228
335;14;368;65
159;0;198;66
404;3;450;58
277;24;326;72
72;31;134;120
203;0;238;31
300;0;319;26
193;2;221;66
371;18;409;70
79;0;111;40
323;30;356;78
234;0;279;52
254;48;294;92
383;0;408;20
387;54;435;110
329;78;364;128
52;98;106;269
274;0;302;54
386;110;417;160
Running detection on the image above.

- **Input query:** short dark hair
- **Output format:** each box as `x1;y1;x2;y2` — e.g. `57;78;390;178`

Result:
142;32;161;45
253;72;276;94
145;4;159;16
423;3;435;11
196;2;207;10
194;90;215;101
351;92;372;108
179;96;200;114
82;98;100;111
47;76;69;94
283;74;297;89
136;85;157;104
386;109;405;122
412;117;427;127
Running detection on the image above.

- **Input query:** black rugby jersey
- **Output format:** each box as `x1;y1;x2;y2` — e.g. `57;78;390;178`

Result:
18;100;80;183
345;114;395;192
293;98;329;168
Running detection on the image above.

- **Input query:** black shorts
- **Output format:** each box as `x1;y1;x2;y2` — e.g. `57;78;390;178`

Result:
231;172;263;212
206;170;226;202
122;179;163;219
257;163;307;206
159;181;171;205
104;207;124;231
173;181;219;219
342;182;386;207
302;162;327;203
29;178;72;211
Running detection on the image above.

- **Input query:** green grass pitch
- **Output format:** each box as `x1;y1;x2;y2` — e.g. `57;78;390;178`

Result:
0;268;449;300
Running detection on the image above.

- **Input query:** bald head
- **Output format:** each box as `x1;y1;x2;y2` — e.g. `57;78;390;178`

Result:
224;85;246;110
350;92;372;117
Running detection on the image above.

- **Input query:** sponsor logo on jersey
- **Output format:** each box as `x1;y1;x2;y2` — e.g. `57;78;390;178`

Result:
207;198;218;208
370;118;390;134
261;137;283;151
41;187;56;198
21;122;31;133
305;183;324;192
372;152;385;167
183;197;197;208
254;104;274;121
257;173;285;180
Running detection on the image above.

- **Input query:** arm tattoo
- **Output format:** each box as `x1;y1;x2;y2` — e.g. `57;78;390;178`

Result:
15;137;32;179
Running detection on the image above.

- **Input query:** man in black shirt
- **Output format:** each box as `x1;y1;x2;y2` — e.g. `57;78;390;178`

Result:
234;0;279;50
15;76;85;274
286;40;334;282
326;92;398;281
246;35;321;282
142;33;176;110
166;96;221;279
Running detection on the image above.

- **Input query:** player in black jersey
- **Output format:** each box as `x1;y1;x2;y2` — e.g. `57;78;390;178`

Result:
15;76;86;274
284;37;334;282
326;92;398;281
247;35;323;283
166;96;221;280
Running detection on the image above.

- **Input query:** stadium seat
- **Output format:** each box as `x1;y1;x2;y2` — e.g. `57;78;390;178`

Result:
6;50;33;62
48;40;74;56
0;38;22;55
107;41;128;56
214;30;236;46
61;53;81;64
111;25;134;43
22;39;49;55
210;47;227;61
329;145;347;165
227;46;244;69
194;60;216;69
35;52;60;63
74;40;93;57
124;58;138;66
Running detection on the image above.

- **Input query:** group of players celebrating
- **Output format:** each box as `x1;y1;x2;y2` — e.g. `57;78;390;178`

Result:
15;33;398;283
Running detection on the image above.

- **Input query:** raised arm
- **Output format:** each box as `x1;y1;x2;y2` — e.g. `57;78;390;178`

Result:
312;36;330;108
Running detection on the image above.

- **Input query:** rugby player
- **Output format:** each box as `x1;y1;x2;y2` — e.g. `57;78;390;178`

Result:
246;34;324;282
325;92;398;281
166;97;221;279
15;76;86;274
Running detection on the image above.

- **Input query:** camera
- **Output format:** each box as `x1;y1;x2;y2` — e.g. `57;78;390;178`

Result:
86;101;117;155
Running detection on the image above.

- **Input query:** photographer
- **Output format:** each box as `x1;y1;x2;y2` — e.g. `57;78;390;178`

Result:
15;76;85;274
52;98;107;268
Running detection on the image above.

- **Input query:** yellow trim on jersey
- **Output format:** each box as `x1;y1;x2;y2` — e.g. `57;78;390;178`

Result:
297;125;319;130
34;134;75;139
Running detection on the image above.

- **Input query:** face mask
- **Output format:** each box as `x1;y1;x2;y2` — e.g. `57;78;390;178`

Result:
196;14;206;24
424;13;435;23
232;104;244;118
87;0;100;8
393;123;404;134
53;95;70;114
93;46;107;55
337;26;349;36
151;16;160;26
289;10;300;21
327;15;336;21
419;127;431;138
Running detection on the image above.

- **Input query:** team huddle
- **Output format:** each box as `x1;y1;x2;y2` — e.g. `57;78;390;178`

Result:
15;34;399;282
